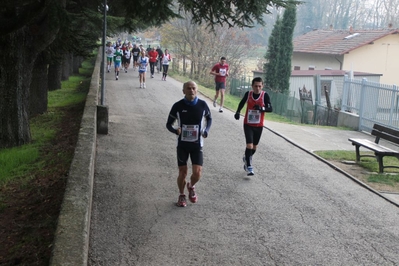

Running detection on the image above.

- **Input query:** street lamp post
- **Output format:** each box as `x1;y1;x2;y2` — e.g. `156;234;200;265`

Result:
97;0;109;135
100;0;107;105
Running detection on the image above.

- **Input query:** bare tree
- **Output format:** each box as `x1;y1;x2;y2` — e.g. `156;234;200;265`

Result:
160;14;250;87
295;0;399;32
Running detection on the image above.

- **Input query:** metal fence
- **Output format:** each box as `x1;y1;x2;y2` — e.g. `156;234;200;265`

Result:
231;74;399;130
230;75;254;98
266;90;339;125
342;76;399;132
229;75;339;126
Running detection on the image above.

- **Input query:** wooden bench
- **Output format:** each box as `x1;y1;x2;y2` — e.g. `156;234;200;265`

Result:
348;124;399;173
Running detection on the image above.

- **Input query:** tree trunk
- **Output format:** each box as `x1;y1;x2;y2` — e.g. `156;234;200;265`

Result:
0;28;34;148
62;52;70;81
0;1;64;148
48;63;62;91
183;56;186;74
69;52;74;75
73;55;83;74
30;52;49;117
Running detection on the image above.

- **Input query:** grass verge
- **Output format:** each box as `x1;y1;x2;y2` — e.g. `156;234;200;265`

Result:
315;150;399;191
0;55;95;265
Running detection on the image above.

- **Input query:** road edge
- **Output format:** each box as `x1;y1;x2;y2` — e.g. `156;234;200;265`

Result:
49;49;100;265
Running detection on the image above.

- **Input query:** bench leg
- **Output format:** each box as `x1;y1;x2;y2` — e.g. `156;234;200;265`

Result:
376;155;384;173
355;145;361;162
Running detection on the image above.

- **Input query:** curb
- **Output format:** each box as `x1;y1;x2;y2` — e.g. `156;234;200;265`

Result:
265;126;399;208
49;49;101;265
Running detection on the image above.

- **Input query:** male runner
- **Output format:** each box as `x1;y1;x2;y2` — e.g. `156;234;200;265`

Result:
166;81;212;207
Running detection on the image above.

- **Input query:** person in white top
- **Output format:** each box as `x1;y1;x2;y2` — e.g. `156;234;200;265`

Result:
138;50;149;88
105;42;115;73
161;49;171;81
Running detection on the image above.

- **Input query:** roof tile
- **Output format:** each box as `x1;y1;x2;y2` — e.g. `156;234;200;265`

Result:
293;29;399;55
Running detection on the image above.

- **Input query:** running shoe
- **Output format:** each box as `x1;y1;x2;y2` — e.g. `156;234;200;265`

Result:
187;182;198;203
139;83;142;88
247;166;254;176
116;76;118;80
213;99;216;107
176;194;187;207
219;108;223;113
143;83;146;88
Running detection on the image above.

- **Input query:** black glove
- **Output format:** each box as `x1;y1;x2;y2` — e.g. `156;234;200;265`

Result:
202;130;208;138
253;105;261;111
234;113;240;120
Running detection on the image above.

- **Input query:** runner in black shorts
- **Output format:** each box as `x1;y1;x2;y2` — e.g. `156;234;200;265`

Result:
131;44;140;70
234;77;272;176
166;81;212;207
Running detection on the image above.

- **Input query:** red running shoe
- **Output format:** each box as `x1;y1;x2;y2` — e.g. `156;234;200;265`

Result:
176;195;187;207
187;182;198;203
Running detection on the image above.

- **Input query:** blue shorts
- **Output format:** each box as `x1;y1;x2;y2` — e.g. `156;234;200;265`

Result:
114;62;121;68
215;82;226;91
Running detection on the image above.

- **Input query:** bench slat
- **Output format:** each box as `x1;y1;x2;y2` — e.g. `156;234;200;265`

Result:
348;138;399;154
373;124;399;137
372;124;399;145
371;130;399;145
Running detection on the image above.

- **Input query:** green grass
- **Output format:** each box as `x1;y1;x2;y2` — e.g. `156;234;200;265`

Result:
314;150;362;161
0;56;94;185
368;174;399;186
0;145;40;183
49;76;91;108
315;150;399;187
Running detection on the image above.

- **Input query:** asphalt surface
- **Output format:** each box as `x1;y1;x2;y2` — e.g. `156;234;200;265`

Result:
88;68;399;265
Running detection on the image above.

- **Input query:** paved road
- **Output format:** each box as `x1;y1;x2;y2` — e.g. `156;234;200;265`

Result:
88;70;399;265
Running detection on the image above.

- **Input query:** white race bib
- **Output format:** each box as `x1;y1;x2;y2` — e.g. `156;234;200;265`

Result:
181;124;199;142
219;68;227;76
247;110;261;124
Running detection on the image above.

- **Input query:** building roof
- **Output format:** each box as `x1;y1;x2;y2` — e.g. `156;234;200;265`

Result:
252;69;382;77
293;28;399;55
290;69;382;77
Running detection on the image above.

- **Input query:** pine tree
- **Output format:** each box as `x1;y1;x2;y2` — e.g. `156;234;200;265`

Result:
264;16;282;91
278;1;297;94
264;1;297;94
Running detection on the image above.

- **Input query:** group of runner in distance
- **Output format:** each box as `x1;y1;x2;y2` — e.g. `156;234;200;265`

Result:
106;39;273;207
105;40;171;87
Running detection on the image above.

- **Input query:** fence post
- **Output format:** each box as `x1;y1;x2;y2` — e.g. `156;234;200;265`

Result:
389;84;398;125
358;78;367;130
342;75;349;111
